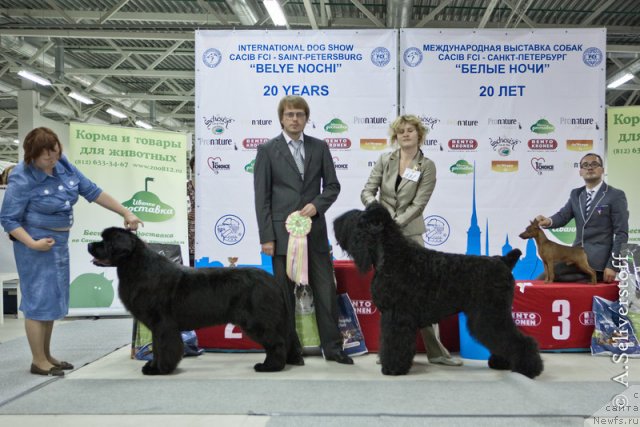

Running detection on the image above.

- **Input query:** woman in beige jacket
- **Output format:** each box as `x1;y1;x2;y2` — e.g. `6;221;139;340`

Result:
361;114;462;367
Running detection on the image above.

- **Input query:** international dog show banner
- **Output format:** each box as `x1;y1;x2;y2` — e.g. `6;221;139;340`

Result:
194;29;397;269
67;123;188;316
400;28;606;279
607;106;640;244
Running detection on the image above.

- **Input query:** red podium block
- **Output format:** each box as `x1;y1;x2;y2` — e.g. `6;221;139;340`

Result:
512;280;619;350
195;324;261;351
333;260;459;353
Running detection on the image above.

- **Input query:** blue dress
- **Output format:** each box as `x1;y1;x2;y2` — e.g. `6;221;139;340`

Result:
0;155;101;320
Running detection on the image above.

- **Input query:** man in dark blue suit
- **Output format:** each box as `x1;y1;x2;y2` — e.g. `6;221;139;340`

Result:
536;153;629;283
253;96;353;364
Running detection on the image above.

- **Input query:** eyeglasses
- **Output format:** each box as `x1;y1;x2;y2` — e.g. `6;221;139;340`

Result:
283;112;306;119
580;161;602;169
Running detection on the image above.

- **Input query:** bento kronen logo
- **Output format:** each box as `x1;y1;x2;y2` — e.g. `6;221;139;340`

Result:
512;311;541;327
351;299;377;315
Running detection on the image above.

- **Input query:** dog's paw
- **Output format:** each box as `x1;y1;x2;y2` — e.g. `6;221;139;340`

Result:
286;355;305;366
142;361;161;375
488;354;510;370
254;362;284;372
381;366;409;376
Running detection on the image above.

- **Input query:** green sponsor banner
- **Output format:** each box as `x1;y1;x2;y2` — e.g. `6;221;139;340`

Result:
67;123;188;315
607;106;640;244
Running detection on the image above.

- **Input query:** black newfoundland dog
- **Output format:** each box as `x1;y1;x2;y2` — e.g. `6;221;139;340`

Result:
334;203;543;378
88;227;302;375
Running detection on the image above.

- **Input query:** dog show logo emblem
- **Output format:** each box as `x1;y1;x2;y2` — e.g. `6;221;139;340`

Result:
202;48;222;68
207;157;231;174
566;139;594;151
579;311;595;326
449;159;474;175
371;46;391;67
583;47;603;67
491;160;518;173
122;177;175;222
360;138;387;150
423;215;450;246
490;136;520;156
324;118;348;133
528;138;558;151
512;311;542;327
530;119;555;134
403;47;423;67
324;138;351;150
448;139;478;151
530;157;555;175
215;215;245;245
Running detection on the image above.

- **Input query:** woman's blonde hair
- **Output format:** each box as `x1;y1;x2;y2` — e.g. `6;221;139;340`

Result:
389;115;428;146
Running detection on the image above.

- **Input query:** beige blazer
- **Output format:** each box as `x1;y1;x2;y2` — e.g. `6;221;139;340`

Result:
361;149;436;237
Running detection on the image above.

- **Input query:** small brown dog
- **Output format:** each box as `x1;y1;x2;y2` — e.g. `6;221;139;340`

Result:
519;219;596;284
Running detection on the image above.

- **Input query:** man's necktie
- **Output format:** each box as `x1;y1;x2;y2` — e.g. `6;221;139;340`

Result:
291;140;304;176
585;190;593;217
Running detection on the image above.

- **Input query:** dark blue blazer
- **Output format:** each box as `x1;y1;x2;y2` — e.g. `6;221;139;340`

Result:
549;182;629;271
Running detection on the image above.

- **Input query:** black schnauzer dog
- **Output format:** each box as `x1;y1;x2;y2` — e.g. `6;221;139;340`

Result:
88;227;302;375
334;203;543;378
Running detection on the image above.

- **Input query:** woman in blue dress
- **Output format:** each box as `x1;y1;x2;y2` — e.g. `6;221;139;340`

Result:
0;127;143;376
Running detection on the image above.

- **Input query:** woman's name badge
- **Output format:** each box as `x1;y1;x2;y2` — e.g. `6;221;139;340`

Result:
402;168;420;182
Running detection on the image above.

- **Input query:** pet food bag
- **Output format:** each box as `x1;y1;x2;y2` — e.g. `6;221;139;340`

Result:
591;243;640;357
294;284;321;348
132;320;204;360
337;293;368;356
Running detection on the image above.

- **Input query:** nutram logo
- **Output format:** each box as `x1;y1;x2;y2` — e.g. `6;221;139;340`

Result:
567;139;594;151
491;160;518;172
325;138;352;149
512;311;541;327
448;139;478;150
528;139;558;150
360;138;387;150
242;138;269;149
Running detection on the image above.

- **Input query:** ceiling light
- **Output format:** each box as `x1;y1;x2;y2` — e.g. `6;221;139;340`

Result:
607;73;635;89
135;120;153;129
17;70;51;86
13;139;19;144
68;91;94;105
106;107;127;119
263;0;287;26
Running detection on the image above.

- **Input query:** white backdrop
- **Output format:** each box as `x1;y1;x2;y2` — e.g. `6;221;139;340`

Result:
400;28;605;278
194;29;398;269
193;28;605;281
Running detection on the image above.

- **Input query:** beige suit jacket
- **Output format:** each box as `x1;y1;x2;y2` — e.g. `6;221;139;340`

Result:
361;149;436;238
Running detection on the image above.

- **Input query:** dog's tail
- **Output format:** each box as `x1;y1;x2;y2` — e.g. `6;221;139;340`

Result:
501;249;522;270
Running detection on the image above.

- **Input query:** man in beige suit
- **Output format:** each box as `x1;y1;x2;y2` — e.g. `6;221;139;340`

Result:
361;114;462;366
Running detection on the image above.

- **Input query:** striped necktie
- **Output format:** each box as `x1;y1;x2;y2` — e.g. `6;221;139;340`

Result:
291;140;304;176
585;190;593;217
